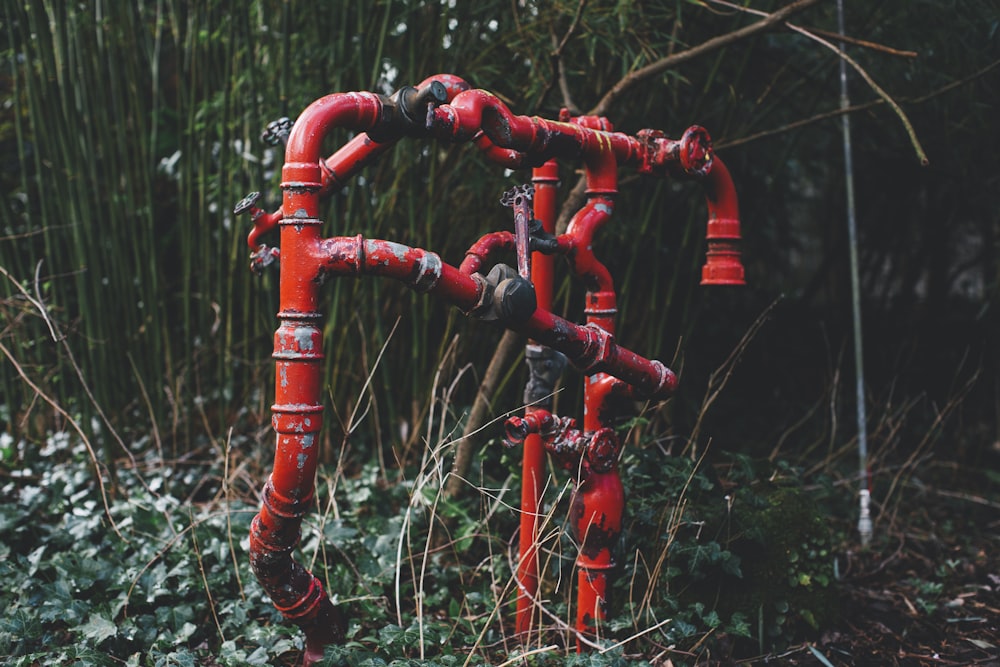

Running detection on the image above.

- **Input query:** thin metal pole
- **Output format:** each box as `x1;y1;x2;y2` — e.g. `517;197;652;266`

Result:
837;0;872;546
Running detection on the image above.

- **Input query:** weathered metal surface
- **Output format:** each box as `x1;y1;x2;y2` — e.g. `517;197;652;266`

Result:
238;74;742;664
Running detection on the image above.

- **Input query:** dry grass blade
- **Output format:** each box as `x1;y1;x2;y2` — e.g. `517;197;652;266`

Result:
686;300;777;458
0;339;124;541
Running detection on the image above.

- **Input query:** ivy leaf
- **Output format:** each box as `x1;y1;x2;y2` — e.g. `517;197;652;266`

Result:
79;612;117;644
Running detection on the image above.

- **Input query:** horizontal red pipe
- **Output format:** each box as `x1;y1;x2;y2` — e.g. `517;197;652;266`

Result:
307;235;676;399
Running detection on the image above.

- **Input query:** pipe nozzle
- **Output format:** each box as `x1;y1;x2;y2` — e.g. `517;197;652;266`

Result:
701;217;745;286
700;157;745;286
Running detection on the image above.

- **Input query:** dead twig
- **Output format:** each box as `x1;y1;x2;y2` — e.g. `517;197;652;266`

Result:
706;0;929;165
802;25;918;58
590;0;822;117
0;339;124;541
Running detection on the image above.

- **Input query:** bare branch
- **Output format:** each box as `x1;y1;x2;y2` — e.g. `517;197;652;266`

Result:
706;0;929;165
589;0;822;117
786;22;929;165
803;25;918;58
717;58;1000;150
0;339;124;541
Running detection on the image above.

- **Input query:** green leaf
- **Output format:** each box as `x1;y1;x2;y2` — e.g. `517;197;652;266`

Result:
79;612;117;644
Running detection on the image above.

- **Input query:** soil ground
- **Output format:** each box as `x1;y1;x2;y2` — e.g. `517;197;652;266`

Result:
731;472;1000;666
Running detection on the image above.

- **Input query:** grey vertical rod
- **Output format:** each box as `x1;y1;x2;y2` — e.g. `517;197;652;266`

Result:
837;0;872;546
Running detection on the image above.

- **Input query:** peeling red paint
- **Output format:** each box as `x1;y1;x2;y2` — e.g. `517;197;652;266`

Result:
238;75;742;663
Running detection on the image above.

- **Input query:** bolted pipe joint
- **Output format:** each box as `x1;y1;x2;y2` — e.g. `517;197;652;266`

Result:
368;81;450;142
503;412;620;477
468;263;537;324
504;410;558;447
702;217;745;285
524;344;568;407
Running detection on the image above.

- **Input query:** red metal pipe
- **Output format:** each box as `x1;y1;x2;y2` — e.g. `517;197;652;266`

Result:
246;77;734;662
515;160;560;636
700;156;745;285
309;235;675;401
248;75;473;251
459;231;515;275
563;198;616;293
429;92;745;286
572;466;624;638
250;89;392;665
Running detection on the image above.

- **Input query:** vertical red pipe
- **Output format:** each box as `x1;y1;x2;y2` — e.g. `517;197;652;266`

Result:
573;153;624;641
516;160;559;636
575;296;624;639
249;161;345;665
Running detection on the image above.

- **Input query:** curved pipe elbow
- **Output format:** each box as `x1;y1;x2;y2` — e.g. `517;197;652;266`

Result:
704;156;739;222
430;89;498;142
700;156;745;286
285;92;385;165
564;198;615;292
460;231;515;274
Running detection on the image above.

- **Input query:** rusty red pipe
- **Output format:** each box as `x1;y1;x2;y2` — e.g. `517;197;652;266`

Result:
459;231;515;275
306;234;677;400
700;156;744;285
247;77;734;662
429;91;745;285
248;75;473;250
515;160;560;636
250;88;392;666
563;198;616;293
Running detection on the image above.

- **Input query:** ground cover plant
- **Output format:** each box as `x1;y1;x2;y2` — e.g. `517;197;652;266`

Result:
3;0;999;665
2;391;998;665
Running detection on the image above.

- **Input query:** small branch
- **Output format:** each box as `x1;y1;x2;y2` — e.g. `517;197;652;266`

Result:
803;25;918;58
543;0;586;115
444;328;524;499
0;339;124;541
706;0;929;165
589;0;822;117
717;58;1000;151
553;0;586;57
786;22;929;165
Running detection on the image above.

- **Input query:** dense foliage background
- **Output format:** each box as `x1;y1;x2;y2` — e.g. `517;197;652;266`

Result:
1;1;998;664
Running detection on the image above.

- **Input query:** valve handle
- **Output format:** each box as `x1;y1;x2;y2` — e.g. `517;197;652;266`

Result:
500;184;535;280
261;117;294;147
250;244;280;276
234;191;262;217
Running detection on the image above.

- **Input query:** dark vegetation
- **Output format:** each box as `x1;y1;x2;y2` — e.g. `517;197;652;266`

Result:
1;1;998;664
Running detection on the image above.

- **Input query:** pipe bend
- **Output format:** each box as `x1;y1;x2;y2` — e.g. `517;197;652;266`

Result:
430;89;499;141
704;156;739;222
564;198;615;293
460;231;516;274
286;92;386;164
700;156;745;286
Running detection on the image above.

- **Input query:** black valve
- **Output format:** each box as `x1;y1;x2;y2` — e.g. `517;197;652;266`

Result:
397;80;448;123
234;191;262;217
261;117;294;147
494;273;537;323
470;263;537;324
528;218;560;255
369;81;449;142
